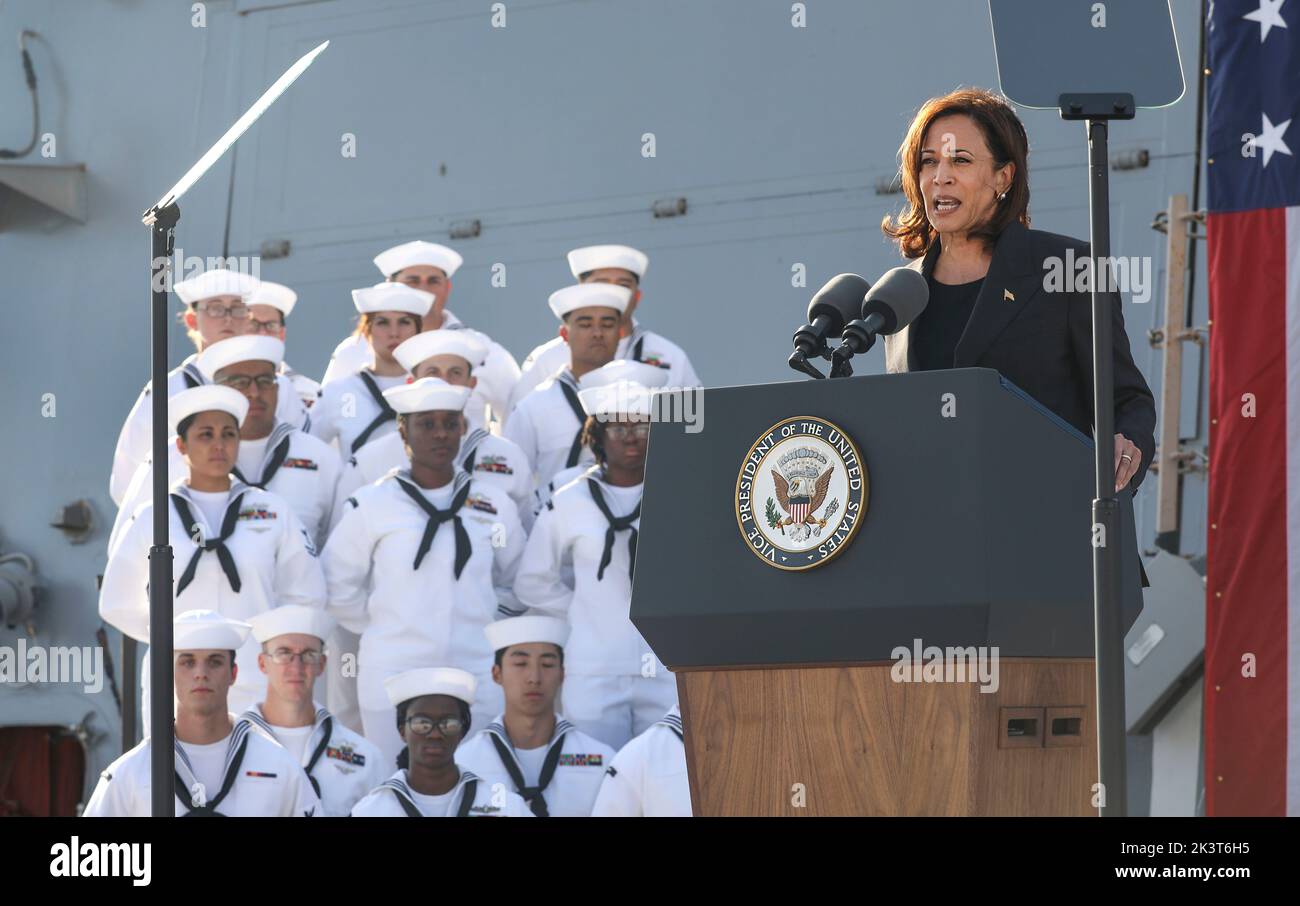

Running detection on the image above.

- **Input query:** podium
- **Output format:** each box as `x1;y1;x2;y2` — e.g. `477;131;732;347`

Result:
632;368;1144;816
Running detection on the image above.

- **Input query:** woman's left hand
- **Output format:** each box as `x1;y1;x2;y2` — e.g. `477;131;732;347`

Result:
1114;434;1142;492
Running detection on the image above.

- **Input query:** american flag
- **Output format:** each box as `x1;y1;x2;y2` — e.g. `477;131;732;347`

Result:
1205;0;1300;816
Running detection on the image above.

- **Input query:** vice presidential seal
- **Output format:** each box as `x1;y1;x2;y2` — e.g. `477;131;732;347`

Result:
734;415;867;570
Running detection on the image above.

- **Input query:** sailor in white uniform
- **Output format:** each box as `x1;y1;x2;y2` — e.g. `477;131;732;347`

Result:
322;240;520;427
590;705;692;817
502;283;631;490
109;336;340;555
83;610;323;817
101;386;327;722
322;379;527;768
312;282;432;460
239;606;385;816
244;280;321;408
510;244;701;410
109;268;310;506
513;379;677;749
350;668;533;817
529;358;670;515
456;616;616;817
330;331;534;533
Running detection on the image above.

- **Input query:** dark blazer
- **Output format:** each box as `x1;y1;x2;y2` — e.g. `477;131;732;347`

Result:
883;221;1157;492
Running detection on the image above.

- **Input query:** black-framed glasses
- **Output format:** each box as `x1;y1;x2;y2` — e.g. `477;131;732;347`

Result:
404;715;465;737
217;374;278;391
606;423;651;441
267;649;321;666
197;301;249;320
246;316;284;334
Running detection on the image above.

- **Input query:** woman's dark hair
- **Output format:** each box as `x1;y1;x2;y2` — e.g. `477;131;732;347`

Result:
394;696;472;770
176;411;239;441
882;87;1031;258
581;415;608;465
353;310;424;339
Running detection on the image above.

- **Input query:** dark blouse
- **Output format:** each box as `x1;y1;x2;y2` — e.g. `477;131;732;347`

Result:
912;275;984;372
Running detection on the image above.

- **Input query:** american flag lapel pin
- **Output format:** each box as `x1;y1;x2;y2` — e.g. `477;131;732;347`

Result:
1003;288;1015;302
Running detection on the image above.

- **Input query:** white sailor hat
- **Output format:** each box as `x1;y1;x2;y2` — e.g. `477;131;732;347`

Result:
384;667;477;707
247;280;297;317
578;358;670;390
169;385;249;436
352;282;435;317
249;605;336;645
579;379;655;420
484;615;570;652
374;240;464;279
548;284;632;320
568;244;649;280
196;336;285;381
174;609;251;652
174;268;259;305
383;376;470;414
393;330;487;375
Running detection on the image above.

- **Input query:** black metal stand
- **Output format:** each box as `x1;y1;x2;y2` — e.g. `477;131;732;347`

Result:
143;201;179;817
1060;92;1133;816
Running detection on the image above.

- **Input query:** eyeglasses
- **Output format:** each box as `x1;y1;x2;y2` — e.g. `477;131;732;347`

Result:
217;375;278;391
246;316;284;334
404;715;465;737
606;423;651;441
266;649;321;666
197;301;249;321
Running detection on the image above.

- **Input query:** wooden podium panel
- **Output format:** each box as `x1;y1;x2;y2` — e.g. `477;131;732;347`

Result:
677;658;1098;816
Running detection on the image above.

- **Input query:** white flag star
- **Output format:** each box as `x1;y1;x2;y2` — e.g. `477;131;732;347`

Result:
1243;0;1288;42
1254;112;1293;167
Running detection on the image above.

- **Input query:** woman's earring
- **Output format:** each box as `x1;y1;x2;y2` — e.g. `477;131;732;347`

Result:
997;191;1007;202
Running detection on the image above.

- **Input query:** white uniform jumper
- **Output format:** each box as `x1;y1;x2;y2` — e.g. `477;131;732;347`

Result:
311;369;407;461
110;421;340;555
322;311;520;427
510;323;701;412
330;427;535;533
456;714;616;817
100;479;327;718
350;768;532;817
501;368;595;492
590;706;692;817
239;703;387;817
110;355;310;506
83;717;323;817
513;466;677;749
322;469;526;768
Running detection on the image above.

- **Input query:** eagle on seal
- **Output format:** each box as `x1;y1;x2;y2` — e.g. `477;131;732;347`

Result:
771;465;834;529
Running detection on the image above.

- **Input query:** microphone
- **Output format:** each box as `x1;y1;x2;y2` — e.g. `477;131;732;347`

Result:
829;267;929;377
789;274;871;379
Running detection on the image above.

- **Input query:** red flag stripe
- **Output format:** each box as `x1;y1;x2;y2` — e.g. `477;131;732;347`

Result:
1206;207;1290;816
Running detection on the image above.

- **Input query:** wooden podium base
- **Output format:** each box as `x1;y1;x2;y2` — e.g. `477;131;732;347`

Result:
677;658;1098;816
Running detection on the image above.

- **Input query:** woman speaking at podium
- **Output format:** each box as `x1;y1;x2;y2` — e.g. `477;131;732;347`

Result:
881;88;1156;493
